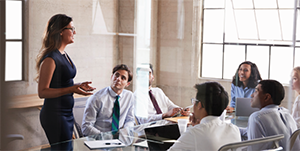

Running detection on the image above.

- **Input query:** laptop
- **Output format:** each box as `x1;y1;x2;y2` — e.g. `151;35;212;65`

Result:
144;123;180;151
235;97;260;117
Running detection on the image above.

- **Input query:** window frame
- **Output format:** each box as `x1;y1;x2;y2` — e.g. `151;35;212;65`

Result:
2;0;25;82
200;0;299;83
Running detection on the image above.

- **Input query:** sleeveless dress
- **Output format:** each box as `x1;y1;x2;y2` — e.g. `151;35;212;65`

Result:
40;49;76;149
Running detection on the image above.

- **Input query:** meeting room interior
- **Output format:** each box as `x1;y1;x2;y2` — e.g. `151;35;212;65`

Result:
1;0;300;150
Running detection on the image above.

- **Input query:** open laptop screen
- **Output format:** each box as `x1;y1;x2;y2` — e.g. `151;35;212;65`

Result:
235;97;260;117
144;123;180;151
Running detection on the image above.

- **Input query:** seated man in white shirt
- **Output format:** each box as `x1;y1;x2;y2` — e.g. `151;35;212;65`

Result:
135;64;190;124
240;79;299;150
81;64;135;136
168;82;241;151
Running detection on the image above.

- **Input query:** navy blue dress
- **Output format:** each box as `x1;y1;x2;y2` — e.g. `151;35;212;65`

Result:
40;49;76;149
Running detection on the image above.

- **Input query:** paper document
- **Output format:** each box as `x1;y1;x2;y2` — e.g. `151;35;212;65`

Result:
84;139;126;149
133;140;148;148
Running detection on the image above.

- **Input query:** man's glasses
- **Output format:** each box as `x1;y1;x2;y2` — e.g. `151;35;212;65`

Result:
191;98;200;105
63;27;75;32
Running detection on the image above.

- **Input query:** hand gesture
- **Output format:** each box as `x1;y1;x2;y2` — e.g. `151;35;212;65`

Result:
226;106;234;113
79;81;96;92
162;107;182;118
73;81;96;96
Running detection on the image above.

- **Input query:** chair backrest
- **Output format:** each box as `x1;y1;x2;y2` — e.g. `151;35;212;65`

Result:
73;119;84;138
218;134;284;151
73;97;89;138
289;129;300;150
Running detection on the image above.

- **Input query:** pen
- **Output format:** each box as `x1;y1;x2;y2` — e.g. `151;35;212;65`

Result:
105;143;122;145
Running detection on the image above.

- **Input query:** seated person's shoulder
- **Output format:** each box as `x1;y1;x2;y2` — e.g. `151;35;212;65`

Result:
248;110;269;122
280;107;290;112
94;87;109;96
122;89;134;95
151;87;164;93
122;89;134;99
224;121;240;131
86;87;109;101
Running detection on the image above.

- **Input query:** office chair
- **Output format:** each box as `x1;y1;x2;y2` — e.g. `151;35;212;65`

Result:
73;119;84;138
289;129;300;150
72;97;88;139
218;134;284;151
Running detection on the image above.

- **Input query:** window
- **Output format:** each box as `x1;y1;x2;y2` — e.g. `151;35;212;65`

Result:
2;0;24;81
201;0;300;84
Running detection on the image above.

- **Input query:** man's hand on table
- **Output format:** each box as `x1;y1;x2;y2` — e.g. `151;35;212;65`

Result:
162;107;182;118
226;106;234;113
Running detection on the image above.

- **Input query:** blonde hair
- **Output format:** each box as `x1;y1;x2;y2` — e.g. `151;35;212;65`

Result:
35;14;72;82
293;66;300;80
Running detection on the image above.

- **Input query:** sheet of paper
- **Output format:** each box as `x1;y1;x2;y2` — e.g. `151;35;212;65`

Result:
133;140;148;148
84;139;126;149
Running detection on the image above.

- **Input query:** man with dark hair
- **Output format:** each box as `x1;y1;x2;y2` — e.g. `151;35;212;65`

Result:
135;64;190;124
242;79;298;150
81;64;135;136
168;82;241;151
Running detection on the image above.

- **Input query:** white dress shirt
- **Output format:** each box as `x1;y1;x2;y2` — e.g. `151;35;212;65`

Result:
292;95;300;128
81;86;135;136
134;87;179;124
245;104;298;150
168;116;241;151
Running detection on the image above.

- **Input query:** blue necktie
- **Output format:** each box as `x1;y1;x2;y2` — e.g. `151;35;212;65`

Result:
111;95;120;133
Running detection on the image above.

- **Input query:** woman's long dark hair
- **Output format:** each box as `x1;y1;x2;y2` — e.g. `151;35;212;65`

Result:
231;61;262;88
35;14;72;82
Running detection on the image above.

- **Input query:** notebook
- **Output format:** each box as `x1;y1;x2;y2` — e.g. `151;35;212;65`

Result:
235;98;260;117
144;123;180;151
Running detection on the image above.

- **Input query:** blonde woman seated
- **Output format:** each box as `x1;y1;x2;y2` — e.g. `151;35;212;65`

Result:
292;66;300;128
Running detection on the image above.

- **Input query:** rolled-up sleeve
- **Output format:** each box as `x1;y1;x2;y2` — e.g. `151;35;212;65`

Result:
124;94;136;128
81;95;101;136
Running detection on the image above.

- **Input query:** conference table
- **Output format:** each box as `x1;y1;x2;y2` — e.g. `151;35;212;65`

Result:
36;113;248;151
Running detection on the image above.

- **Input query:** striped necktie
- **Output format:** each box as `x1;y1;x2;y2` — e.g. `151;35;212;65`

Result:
111;95;120;133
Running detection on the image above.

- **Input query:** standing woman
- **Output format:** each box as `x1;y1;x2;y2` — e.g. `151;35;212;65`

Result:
36;14;95;149
226;61;262;112
291;66;300;128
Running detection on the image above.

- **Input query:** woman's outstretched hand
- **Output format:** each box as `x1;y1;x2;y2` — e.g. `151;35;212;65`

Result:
74;81;96;96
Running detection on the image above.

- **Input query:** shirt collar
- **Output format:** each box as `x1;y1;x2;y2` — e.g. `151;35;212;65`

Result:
200;116;221;124
149;87;153;91
238;85;249;90
108;86;123;98
261;104;279;111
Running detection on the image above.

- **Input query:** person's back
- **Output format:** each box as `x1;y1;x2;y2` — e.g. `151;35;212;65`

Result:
168;82;241;151
169;116;240;151
247;105;297;150
245;79;299;150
